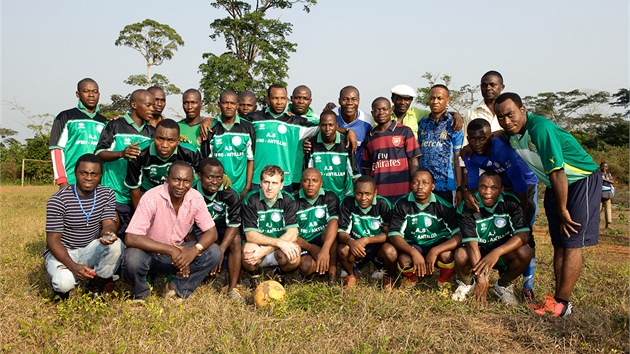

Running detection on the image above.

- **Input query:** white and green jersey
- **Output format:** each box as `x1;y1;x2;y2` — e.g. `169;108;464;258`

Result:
193;180;241;230
295;188;339;242
248;108;319;186
338;195;391;239
290;104;320;184
200;116;255;195
306;132;360;197
242;189;298;238
49;102;108;185
95;113;155;204
457;192;529;249
505;113;599;187
388;193;459;247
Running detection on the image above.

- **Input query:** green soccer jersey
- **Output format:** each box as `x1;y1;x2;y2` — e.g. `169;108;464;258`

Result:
242;189;298;238
457;192;529;249
306;132;361;197
178;120;202;150
290;105;320;184
95;113;155;204
49;103;108;185
295;188;339;242
388;193;459;246
249;109;319;186
200;116;255;195
505;113;599;187
338;195;391;239
193;180;241;229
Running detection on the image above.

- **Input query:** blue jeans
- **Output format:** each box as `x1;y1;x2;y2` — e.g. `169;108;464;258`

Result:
45;238;124;293
122;242;221;300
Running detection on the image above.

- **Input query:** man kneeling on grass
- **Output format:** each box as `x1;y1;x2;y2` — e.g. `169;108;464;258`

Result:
452;171;533;306
123;161;222;302
337;175;397;290
241;165;300;276
388;169;461;292
295;168;339;285
45;153;122;300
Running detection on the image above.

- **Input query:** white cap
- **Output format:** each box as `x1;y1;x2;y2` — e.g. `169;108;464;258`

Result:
390;84;416;98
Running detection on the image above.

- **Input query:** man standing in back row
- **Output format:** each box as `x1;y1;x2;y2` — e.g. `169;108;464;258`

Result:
495;92;601;317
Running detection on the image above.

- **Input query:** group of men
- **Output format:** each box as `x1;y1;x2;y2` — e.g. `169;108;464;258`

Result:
44;71;601;317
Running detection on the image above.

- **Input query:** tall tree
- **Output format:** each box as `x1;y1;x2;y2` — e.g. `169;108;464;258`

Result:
416;72;478;115
522;89;610;124
610;88;629;118
199;0;316;108
115;19;184;93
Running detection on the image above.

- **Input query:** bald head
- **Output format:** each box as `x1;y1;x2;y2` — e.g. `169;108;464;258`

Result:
339;85;359;98
130;89;155;121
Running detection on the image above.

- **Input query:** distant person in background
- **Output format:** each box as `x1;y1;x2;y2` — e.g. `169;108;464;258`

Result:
599;161;614;229
238;90;258;118
147;86;167;127
45;154;122;300
50;78;108;189
179;89;204;150
96;89;156;239
390;84;463;139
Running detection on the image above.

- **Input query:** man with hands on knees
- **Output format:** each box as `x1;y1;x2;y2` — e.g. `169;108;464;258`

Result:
122;161;222;302
45;153;123;300
452;171;533;307
241;165;301;274
388;169;461;292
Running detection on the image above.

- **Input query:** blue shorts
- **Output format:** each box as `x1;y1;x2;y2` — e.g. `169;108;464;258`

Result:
544;172;601;248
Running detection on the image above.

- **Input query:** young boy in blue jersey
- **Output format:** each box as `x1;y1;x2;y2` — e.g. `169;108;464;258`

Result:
462;118;538;302
337;176;397;290
452;171;533;307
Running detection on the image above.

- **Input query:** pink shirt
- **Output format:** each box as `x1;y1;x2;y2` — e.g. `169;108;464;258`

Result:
126;184;215;245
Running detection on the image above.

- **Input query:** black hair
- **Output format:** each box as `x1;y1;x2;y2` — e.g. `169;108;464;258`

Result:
320;110;337;120
156;118;180;134
355;175;376;188
481;70;504;84
412;168;434;182
430;84;449;96
76;153;102;169
168;160;194;175
219;90;238;102
495;92;524;108
479;170;503;186
267;84;286;97
199;157;224;173
77;78;97;91
183;88;202;101
467;118;491;133
339;85;359;98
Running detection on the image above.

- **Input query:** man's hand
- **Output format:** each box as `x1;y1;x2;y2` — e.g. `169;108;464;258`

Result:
324;102;337;111
178;265;190;278
450;112;463;131
210;249;225;276
239;187;251;202
122;142;141;159
460;144;473;160
424;249;438;277
277;240;300;261
455;190;463;206
558;208;581;237
411;248;426;277
243;248;263;265
315;248;330;275
200;117;214;141
345;129;358;154
472;252;500;279
474;274;488;307
348;238;367;258
463;190;480;212
99;232;118;245
303;139;313;153
171;244;198;276
70;263;96;281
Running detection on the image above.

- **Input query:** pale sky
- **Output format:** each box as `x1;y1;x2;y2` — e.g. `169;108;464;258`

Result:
2;0;628;141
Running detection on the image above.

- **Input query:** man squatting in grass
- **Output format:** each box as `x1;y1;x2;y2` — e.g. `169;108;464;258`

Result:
495;92;601;317
125;118;200;210
360;97;421;204
241;165;301;274
337;175;397;290
452;171;533;307
95;89;156;239
461;118;539;302
295;168;340;284
123;161;222;301
192;158;243;301
304;110;360;198
45;153;123;300
388;169;461;291
50;78;108;189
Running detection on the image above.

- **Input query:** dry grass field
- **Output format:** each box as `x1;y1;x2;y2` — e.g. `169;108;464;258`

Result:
1;186;628;353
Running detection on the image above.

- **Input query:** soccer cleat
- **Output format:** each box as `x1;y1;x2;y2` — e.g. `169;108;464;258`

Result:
382;276;395;292
493;281;519;307
522;288;536;304
528;294;553;310
343;275;357;289
227;288;243;302
452;279;474;301
533;296;573;317
163;282;183;303
400;277;417;290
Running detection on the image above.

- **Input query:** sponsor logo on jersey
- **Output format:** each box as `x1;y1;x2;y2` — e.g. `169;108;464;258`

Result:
78;122;85;129
277;124;287;134
331;155;341;165
315;208;326;219
314;156;322;162
232;136;242;146
369;219;381;230
124;137;131;145
150;167;157;175
212;203;224;212
424;216;433;227
494;217;507;228
439;131;448;140
271;212;282;222
216;138;223;145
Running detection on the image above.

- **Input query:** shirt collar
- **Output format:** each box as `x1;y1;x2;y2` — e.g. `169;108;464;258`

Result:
355;195;377;212
77;100;100;118
288;103;316;120
265;106;288;119
407;192;435;210
475;191;504;213
149;142;178;161
369;120;396;136
216;114;241;128
298;187;325;205
317;131;341;145
195;180;222;201
123;112;147;132
259;188;280;207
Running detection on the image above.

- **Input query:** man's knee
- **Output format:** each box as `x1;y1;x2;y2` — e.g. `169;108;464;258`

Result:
51;269;76;293
103;239;124;261
454;247;468;265
379;243;397;263
337;244;349;258
299;255;315;275
122;247;149;274
200;243;222;269
397;253;412;269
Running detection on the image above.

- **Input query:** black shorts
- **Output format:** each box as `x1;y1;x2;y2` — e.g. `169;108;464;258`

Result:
355;243;383;268
409;239;447;257
544;172;601;248
300;234;324;257
115;202;133;239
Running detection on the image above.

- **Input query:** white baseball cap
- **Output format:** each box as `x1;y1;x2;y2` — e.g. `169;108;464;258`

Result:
390;84;416;98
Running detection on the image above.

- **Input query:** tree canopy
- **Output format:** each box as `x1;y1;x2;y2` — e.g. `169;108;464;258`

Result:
416;72;478;114
199;0;316;108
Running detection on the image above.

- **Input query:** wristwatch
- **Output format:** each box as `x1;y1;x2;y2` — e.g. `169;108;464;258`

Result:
195;243;204;255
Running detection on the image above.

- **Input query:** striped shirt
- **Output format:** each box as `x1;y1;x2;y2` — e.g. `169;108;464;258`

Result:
45;185;117;255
